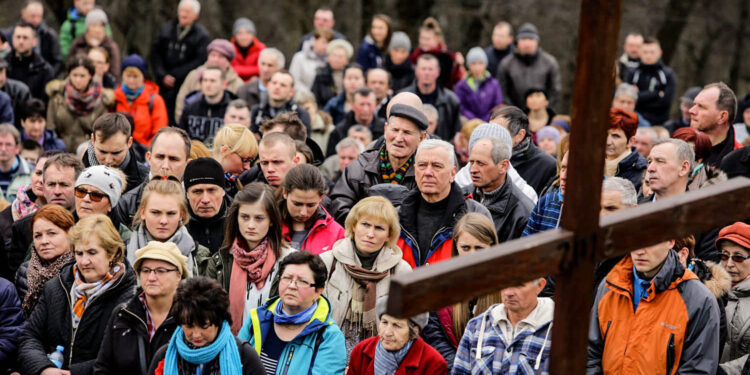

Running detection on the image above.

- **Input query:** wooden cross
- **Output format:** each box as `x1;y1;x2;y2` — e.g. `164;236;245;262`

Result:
385;0;750;373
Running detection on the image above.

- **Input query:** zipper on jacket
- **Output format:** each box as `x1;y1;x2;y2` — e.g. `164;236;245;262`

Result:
281;345;295;375
666;333;675;375
603;320;612;343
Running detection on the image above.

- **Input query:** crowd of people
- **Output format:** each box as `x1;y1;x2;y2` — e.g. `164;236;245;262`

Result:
0;0;749;374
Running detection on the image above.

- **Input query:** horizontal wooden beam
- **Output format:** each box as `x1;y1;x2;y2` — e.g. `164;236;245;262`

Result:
386;229;574;318
600;177;750;258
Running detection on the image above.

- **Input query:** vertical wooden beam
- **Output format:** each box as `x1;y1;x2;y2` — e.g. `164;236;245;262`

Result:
550;0;622;373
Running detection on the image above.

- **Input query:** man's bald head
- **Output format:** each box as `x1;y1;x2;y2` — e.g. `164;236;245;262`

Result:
386;92;423;117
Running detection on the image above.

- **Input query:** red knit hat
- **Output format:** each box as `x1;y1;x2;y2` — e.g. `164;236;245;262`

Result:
716;222;750;250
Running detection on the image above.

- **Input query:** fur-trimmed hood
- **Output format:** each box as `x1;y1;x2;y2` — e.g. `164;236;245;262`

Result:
45;79;115;107
691;259;731;298
688;164;728;192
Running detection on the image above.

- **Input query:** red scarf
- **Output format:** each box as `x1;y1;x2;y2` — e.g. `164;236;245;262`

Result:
228;237;276;334
64;78;103;116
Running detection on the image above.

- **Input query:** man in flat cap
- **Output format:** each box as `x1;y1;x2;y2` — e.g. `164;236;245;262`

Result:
329;94;429;224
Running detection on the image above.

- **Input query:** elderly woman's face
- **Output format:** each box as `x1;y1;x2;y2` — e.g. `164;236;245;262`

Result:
74;235;114;283
721;242;750;284
182;322;219;348
354;215;390;254
378;314;412;351
328;48;349;71
279;264;322;313
75;184;111;219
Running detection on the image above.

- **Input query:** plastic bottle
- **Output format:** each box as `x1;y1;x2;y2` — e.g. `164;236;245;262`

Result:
47;345;64;368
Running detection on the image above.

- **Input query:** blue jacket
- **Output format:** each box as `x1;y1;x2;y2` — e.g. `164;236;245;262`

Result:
0;90;13;125
238;295;346;375
323;91;348;125
614;149;647;192
21;129;67;152
0;277;24;369
522;188;563;237
355;35;384;72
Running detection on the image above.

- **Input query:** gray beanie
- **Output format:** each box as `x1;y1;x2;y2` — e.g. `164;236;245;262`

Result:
517;23;539;41
233;17;256;36
388;31;412;52
469;123;513;158
75;165;124;208
376;296;429;331
85;8;109;27
466;47;488;67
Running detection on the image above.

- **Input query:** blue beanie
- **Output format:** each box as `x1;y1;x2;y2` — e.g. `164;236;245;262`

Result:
121;54;147;76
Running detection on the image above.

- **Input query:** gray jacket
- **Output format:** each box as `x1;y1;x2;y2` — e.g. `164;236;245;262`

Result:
721;277;750;374
497;48;561;109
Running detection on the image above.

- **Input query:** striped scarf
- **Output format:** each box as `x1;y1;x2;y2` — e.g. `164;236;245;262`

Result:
70;263;124;329
378;146;412;185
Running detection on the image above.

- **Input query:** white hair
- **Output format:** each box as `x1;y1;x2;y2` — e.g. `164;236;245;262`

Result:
178;0;200;14
416;139;456;168
336;137;365;154
259;48;285;69
602;177;637;206
614;83;638;101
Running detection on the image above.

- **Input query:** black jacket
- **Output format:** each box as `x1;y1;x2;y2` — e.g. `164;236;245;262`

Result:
484;45;513;78
311;63;337;108
400;83;461;142
329;148;418;225
3;22;64;76
615;149;648;192
147;336;265;375
721;145;750;179
706;125;740;169
249;99;311;136
5;51;54;102
150;20;210;86
82;147;149;194
177;91;234;142
0;205;14;280
186;195;230;255
114;181;147;230
472;175;535;243
384;55;415;93
0;276;23;374
8;214;33;284
325;111;385;157
1;78;30;127
511;138;558;195
14;260;28;301
625;61;676;125
93;290;178;375
238;165;268;186
18;261;136;375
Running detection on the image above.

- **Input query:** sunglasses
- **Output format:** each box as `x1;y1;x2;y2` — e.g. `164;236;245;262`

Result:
720;253;750;263
74;187;107;202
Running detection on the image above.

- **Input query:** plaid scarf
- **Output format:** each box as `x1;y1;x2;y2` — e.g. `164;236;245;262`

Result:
379;146;412;185
70;263;124;329
64;78;103;116
343;264;389;339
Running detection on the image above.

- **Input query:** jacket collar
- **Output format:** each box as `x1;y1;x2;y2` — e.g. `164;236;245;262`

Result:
188;194;229;224
330;236;404;271
400;183;467;236
473;175;514;215
490;297;555;329
261;295;334;337
607;250;695;297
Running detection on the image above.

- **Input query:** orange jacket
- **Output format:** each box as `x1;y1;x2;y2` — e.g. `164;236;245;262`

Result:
587;252;720;375
114;80;168;146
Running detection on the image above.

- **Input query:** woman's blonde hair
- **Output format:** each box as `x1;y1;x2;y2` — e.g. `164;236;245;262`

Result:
69;214;125;263
212;123;258;160
190;140;212;159
345;196;400;249
450;212;502;338
133;178;190;228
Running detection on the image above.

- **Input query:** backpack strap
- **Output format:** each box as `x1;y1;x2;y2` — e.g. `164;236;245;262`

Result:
307;324;328;375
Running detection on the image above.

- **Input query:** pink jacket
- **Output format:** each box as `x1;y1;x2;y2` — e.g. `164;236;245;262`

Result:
282;207;345;254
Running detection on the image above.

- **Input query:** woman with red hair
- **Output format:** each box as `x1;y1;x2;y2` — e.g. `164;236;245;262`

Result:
672;127;726;190
605;108;648;191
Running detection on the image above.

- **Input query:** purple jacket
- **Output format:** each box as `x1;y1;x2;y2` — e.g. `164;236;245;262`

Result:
454;75;504;122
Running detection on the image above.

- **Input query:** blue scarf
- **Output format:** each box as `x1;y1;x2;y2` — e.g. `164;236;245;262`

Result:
374;339;414;375
120;83;144;102
273;300;318;325
163;321;242;375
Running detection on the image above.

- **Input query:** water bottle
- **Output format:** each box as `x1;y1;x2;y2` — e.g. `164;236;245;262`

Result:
47;345;64;368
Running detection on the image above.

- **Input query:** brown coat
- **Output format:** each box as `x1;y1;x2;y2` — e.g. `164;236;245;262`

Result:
45;80;115;151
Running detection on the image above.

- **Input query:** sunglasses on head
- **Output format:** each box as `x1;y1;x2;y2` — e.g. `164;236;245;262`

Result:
74;187;107;202
151;175;181;183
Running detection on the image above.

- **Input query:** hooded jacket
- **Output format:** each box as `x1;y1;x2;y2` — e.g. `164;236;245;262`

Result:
282;206;345;255
347;336;447;375
115;80;168;146
625;61;676;125
238;295;347;375
18;261;136;375
177;90;235;142
472;175;535;243
45;79;115;151
497;48;561;109
400;82;461;142
397;184;492;268
231;37;266;82
587;252;721;375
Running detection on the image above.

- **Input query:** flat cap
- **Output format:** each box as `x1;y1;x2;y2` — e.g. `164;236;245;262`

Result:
388;103;429;131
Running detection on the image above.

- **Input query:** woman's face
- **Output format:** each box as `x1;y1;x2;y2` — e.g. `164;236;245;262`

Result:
526;92;548;111
721;242;750;284
141;193;183;241
419;30;439;51
328;48;349;71
354;216;390;254
343;69;365;95
33;218;70;261
235;28;254;48
122;69;144;92
69;66;92;92
378;314;412;351
237;202;271;249
74;235;114;283
30;156;47;198
279;263;322;313
139;259;181;299
538;137;558;156
221;148;253;177
455;232;490;256
87;49;109;77
75;184;111;219
182;322;219;348
312;36;329;56
371;19;389;44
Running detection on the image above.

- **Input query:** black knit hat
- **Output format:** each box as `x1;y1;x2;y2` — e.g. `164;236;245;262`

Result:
183;157;225;190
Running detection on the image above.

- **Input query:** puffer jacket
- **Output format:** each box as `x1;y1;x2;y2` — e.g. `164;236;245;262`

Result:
0;276;24;372
231;37;266;82
587;251;721;375
114;80;168;146
282;206;345;255
399;83;461;142
347;336;447;375
13;260;29;301
45;79;115;151
472;175;535;243
398;184;492;268
721;277;750;374
18;261;136;375
320;238;412;326
329;148;418;225
175;64;244;123
238;295;347;375
93;290;178;375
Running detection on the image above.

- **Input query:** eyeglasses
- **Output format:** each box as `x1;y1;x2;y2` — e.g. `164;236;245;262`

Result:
721;253;750;263
235;153;254;165
279;275;316;288
74;187;107;202
139;267;178;276
151;175;182;183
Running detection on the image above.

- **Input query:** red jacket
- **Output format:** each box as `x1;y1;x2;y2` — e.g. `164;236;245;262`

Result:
114;80;168;146
231;37;266;82
347;336;447;375
281;207;345;254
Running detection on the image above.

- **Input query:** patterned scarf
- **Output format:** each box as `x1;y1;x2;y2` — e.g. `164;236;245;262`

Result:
11;185;39;221
374;339;414;375
343;264;389;339
64;78;103;116
228;237;276;334
379;146;413;185
23;250;74;317
70;263;124;329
